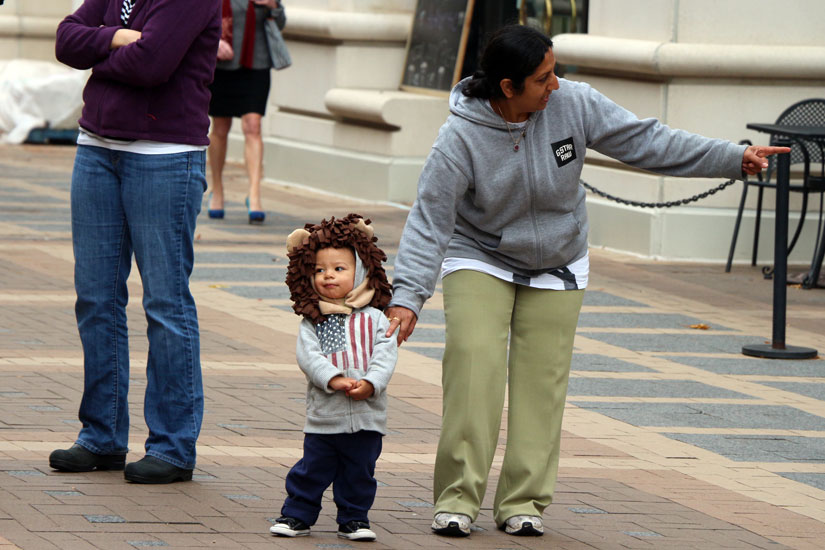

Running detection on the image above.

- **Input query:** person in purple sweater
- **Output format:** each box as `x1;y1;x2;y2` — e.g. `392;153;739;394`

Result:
48;0;221;484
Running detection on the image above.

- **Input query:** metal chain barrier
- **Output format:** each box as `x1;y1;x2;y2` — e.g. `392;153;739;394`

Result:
580;178;738;208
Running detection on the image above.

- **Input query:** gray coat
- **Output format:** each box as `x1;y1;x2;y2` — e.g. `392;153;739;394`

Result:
296;306;397;435
217;0;286;70
390;77;747;315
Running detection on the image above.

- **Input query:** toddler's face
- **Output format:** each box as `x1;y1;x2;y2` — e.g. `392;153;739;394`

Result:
314;247;356;300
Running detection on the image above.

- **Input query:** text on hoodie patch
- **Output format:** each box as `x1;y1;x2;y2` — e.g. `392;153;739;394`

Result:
551;137;576;168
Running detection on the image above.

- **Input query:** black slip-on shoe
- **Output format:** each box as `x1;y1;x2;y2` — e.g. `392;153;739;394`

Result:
49;444;125;472
124;455;193;484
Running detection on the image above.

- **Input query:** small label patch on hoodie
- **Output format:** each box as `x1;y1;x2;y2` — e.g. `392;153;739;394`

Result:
552;137;576;168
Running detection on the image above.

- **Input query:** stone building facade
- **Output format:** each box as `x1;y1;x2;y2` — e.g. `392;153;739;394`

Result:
3;0;824;263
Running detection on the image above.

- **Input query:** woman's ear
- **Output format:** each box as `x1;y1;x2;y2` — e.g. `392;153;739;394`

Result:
286;228;311;253
499;78;516;99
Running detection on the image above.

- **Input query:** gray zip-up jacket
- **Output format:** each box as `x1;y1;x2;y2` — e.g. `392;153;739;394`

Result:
390;77;747;314
296;306;397;435
217;0;286;71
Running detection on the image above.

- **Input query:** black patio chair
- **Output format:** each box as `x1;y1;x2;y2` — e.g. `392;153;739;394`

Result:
725;98;825;273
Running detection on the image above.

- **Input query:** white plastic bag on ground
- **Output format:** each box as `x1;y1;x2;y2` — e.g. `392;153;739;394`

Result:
0;59;88;144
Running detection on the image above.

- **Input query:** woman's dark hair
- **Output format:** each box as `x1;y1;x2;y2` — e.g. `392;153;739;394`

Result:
463;25;553;99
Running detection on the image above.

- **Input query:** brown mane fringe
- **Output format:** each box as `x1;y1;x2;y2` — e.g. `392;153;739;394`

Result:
285;213;392;324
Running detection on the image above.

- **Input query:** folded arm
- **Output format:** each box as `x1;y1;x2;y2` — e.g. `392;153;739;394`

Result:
93;0;216;87
55;0;118;69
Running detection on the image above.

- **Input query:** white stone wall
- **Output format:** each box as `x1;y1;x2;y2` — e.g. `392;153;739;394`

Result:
262;1;449;202
0;1;74;61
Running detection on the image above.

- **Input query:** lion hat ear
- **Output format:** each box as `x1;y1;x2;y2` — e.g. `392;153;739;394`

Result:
286;228;311;254
351;217;374;241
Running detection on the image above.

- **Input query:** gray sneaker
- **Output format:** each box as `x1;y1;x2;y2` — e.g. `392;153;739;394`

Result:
503;515;543;536
431;512;471;537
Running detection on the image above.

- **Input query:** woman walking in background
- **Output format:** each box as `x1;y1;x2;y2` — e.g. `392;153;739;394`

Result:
207;0;288;224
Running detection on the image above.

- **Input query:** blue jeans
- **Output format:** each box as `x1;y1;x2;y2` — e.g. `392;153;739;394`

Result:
71;145;206;469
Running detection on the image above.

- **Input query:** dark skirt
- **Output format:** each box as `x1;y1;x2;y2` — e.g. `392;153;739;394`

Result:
208;67;271;117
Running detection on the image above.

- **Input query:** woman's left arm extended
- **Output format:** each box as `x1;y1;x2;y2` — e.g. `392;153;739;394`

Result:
92;0;220;87
583;84;785;179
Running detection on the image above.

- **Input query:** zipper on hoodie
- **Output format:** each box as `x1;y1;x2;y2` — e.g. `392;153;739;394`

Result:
349;379;355;433
523;127;543;267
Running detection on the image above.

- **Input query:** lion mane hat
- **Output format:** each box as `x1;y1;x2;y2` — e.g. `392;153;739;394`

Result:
285;213;392;324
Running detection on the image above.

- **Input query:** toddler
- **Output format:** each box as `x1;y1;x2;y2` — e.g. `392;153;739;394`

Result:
270;214;397;542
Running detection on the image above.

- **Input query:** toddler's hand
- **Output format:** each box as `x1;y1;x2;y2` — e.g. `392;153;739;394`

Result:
328;376;356;392
346;380;374;401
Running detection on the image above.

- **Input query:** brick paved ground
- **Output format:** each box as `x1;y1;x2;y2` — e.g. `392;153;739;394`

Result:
1;144;825;549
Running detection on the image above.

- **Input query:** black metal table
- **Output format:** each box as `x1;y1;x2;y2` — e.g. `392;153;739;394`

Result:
746;124;825;289
740;123;822;359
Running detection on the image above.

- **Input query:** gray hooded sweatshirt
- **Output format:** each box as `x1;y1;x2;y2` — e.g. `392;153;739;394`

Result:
296;255;397;435
390;77;747;315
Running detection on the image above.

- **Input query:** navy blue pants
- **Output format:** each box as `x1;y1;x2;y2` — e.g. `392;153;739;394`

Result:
281;431;383;526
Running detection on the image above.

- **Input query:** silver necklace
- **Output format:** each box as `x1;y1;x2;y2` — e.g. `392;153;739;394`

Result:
493;102;529;152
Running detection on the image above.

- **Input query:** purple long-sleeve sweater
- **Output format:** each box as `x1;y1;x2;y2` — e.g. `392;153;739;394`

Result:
56;0;221;145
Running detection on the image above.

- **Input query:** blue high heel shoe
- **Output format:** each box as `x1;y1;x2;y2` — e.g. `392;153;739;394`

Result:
207;192;224;219
246;197;265;224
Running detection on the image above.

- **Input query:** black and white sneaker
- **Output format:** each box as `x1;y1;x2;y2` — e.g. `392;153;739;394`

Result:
502;515;543;536
337;520;376;541
269;516;310;537
431;512;471;537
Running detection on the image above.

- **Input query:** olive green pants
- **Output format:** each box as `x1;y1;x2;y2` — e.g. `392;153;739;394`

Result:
433;269;584;525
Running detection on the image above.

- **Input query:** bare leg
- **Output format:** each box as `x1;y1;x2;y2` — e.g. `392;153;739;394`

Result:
241;112;264;212
207;116;232;210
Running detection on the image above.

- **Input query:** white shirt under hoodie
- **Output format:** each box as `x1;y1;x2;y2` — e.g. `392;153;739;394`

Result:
390;77;747;315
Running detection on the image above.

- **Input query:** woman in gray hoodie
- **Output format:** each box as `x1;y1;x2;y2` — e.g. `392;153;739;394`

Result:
385;24;786;538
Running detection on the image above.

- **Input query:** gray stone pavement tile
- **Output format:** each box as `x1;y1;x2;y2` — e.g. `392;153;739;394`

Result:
582;290;649;308
192;266;286;282
401;345;443;361
412;308;445;325
663;433;825;463
757;380;825;400
568;378;754;399
662;355;825;377
194;252;282;265
571;353;655;373
570;402;825;430
777;473;825;491
398;327;445;344
578;312;734;330
0;194;64;203
580;331;765;353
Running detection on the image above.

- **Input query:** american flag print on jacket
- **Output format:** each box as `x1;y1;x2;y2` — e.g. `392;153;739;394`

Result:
315;311;374;371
